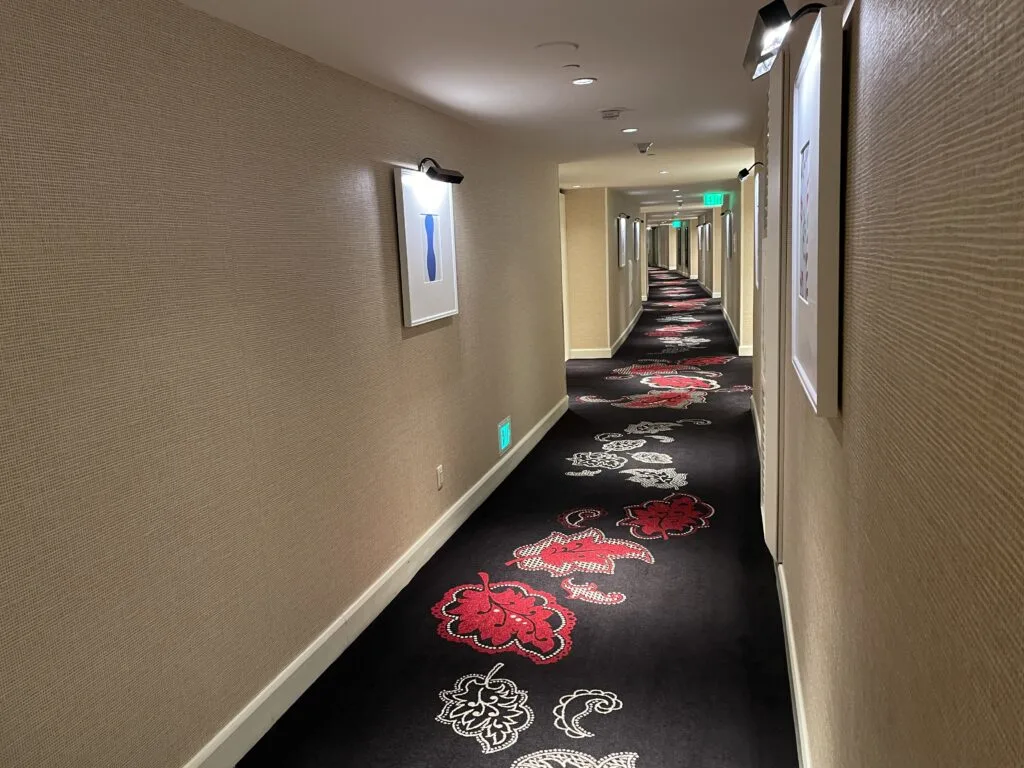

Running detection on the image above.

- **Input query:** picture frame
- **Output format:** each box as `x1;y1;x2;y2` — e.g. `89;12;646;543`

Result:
617;216;628;268
790;7;843;417
394;167;459;327
724;210;734;260
632;220;642;261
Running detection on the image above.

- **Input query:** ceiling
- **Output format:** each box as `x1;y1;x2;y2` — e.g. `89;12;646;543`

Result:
182;0;768;189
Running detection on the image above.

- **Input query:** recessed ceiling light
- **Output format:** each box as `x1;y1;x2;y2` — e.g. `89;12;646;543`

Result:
572;77;597;86
621;128;638;134
672;189;680;192
659;170;669;174
572;185;582;188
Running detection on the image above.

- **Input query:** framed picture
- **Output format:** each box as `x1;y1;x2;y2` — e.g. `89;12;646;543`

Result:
394;167;459;326
632;220;642;261
617;216;628;268
790;7;842;417
724;211;734;260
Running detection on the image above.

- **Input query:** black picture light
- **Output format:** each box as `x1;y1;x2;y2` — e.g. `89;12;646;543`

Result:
419;157;464;184
743;1;826;80
737;161;766;181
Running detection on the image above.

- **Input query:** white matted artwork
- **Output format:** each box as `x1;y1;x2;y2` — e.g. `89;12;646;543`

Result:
790;7;843;417
617;216;628;268
633;220;642;261
723;211;734;260
394;167;459;327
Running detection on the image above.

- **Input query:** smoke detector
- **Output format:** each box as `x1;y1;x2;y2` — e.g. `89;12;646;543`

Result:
635;142;654;154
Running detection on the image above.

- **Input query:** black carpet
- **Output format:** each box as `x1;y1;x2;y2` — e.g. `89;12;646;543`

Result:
238;269;799;768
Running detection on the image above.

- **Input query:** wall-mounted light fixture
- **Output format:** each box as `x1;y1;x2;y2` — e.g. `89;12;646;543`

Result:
419;157;464;184
737;161;766;181
743;1;826;80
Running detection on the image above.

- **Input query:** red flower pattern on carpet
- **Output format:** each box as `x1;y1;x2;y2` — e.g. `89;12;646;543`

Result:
645;324;706;337
580;390;707;409
432;572;575;664
507;528;654;577
650;300;709;310
617;493;715;540
678;356;734;367
641;374;720;391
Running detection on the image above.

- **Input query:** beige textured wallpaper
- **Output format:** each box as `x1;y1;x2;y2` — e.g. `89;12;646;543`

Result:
722;179;755;353
0;2;566;766
710;210;724;296
606;189;642;346
563;187;609;353
779;2;1024;767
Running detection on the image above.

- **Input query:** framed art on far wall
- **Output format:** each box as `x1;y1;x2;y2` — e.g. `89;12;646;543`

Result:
617;215;628;268
394;167;459;327
790;6;843;417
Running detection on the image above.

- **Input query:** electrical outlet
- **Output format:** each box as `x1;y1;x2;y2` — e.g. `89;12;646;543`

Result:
436;464;444;490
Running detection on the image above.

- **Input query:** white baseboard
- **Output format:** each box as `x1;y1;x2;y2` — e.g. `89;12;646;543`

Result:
610;307;643;356
750;396;767;534
751;395;764;464
569;347;612;359
724;309;740;349
182;395;570;768
723;308;753;357
777;564;813;768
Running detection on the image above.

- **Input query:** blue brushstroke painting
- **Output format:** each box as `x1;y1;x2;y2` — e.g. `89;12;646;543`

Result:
424;214;439;282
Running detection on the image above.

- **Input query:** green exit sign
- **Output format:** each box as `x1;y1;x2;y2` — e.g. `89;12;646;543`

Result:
703;192;724;207
672;220;682;229
498;417;512;454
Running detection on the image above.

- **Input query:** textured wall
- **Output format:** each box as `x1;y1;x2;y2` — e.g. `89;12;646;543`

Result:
0;2;566;766
723;179;755;353
564;188;609;352
606;190;642;346
739;180;755;351
781;2;1024;767
657;225;671;269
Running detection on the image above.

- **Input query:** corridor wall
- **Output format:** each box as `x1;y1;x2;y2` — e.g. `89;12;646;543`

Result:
710;209;724;298
723;182;755;356
564;188;610;354
563;188;641;358
763;2;1024;767
689;219;700;280
607;190;643;351
0;2;568;767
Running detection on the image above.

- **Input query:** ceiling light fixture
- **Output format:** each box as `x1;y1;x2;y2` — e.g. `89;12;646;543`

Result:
737;161;766;181
572;77;597;86
572;185;582;188
659;170;669;175
744;1;826;80
621;128;639;134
